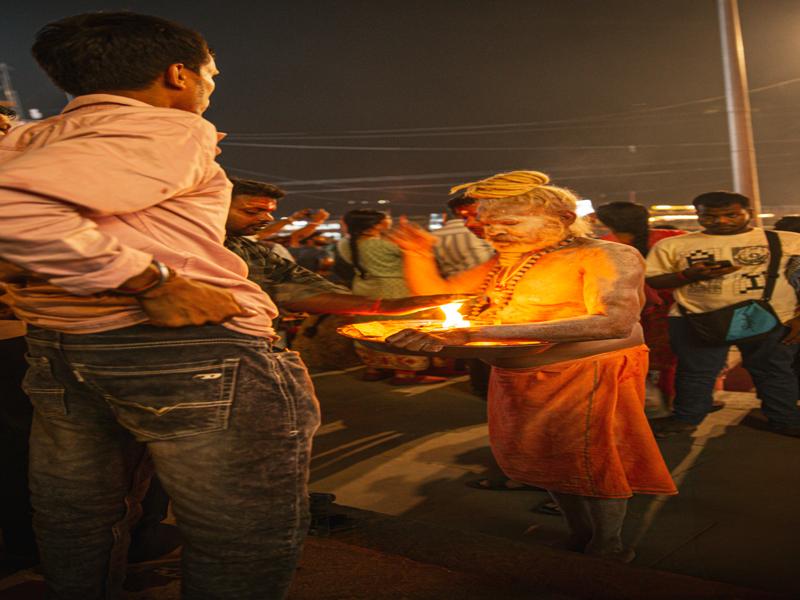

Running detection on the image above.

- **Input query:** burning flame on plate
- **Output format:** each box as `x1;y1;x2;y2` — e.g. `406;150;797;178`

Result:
439;302;470;329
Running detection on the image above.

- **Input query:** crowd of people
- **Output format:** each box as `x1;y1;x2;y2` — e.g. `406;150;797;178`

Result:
1;10;799;600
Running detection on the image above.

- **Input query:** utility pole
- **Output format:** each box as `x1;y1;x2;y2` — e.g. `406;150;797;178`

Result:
717;0;762;225
0;63;24;117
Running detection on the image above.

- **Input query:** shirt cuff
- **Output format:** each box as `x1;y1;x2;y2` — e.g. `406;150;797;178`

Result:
51;248;154;295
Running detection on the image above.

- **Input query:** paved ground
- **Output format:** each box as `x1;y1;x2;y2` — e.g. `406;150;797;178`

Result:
1;365;797;598
307;367;799;596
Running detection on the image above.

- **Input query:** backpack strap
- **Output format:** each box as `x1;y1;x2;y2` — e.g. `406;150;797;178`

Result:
762;230;782;302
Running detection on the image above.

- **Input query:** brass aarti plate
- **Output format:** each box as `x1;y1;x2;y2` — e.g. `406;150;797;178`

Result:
337;320;552;359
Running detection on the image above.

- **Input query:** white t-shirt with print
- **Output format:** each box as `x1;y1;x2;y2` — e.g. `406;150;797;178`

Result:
645;227;800;322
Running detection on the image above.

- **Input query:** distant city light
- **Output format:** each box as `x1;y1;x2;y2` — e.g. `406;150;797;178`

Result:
650;212;774;221
575;199;595;217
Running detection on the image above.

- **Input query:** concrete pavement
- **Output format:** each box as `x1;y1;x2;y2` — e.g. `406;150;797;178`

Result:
308;366;800;597
1;365;796;598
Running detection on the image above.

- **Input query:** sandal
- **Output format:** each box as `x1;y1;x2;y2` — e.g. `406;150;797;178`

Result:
531;499;562;516
466;478;543;492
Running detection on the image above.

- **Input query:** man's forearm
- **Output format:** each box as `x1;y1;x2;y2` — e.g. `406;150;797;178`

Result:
255;219;292;239
0;188;153;294
646;272;691;289
473;314;635;343
289;223;321;247
281;292;381;315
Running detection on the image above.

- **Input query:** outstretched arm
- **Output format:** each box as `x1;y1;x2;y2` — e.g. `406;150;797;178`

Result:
283;292;473;315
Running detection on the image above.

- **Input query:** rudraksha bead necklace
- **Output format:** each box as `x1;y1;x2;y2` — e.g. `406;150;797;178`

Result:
467;237;575;320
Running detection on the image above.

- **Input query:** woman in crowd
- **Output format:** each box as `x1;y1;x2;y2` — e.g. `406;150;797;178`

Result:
594;202;685;401
338;209;444;384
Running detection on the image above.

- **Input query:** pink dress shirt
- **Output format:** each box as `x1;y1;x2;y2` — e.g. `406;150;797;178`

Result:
0;94;278;337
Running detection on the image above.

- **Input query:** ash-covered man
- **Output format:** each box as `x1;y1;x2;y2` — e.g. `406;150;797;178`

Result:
0;12;314;599
386;171;676;561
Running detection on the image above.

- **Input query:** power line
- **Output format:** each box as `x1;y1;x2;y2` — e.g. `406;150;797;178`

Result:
222;150;796;191
220;138;800;152
221;75;800;140
279;160;800;195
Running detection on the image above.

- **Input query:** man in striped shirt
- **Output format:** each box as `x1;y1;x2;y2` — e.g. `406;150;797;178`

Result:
432;194;494;278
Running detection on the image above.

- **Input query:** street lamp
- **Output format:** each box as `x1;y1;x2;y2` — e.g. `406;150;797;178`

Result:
718;0;762;225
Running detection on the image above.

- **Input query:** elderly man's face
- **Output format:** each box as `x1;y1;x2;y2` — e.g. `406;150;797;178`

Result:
0;113;13;137
481;207;569;253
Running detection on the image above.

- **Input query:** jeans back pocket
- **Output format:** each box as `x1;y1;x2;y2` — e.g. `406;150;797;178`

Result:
71;358;240;441
22;354;67;417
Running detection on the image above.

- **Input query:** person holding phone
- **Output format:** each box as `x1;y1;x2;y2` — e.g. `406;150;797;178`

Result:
646;192;800;438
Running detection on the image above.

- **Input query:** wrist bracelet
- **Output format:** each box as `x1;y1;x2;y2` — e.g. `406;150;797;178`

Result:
676;269;690;282
116;260;172;295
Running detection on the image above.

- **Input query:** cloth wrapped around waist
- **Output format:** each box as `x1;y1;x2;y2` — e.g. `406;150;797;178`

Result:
488;345;677;498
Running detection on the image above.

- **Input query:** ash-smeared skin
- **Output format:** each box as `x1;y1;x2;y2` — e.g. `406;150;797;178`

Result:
385;239;645;355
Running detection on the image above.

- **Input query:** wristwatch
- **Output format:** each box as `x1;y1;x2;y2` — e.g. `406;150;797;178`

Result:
115;260;172;295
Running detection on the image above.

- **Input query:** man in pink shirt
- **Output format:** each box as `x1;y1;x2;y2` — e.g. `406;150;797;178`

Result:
0;12;319;599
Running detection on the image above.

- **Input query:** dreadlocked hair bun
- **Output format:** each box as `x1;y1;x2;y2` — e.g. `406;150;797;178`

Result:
450;170;550;199
452;169;591;237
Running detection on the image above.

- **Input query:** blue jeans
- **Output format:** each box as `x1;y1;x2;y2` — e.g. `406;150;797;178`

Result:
23;324;320;600
669;317;800;426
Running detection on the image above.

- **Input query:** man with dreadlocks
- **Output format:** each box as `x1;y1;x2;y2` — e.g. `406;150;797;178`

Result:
386;170;676;562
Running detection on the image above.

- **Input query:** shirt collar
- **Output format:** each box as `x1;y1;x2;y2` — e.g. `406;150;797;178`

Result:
60;93;227;141
62;93;163;114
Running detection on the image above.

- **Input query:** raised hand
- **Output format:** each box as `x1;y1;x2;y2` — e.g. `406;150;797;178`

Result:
310;209;330;223
384;216;438;255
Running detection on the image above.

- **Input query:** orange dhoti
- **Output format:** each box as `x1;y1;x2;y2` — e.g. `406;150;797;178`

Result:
488;345;677;498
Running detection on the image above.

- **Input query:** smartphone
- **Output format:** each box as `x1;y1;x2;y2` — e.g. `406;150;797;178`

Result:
707;260;733;268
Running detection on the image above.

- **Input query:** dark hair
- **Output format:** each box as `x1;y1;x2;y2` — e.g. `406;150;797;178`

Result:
773;215;800;234
0;105;16;118
343;209;387;279
594;202;650;257
230;177;285;200
32;12;210;96
692;191;750;210
446;193;477;216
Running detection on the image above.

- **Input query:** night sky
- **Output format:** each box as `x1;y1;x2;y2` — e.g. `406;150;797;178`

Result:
4;1;800;217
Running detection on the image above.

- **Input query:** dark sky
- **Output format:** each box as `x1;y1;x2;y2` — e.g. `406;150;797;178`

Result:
4;0;800;216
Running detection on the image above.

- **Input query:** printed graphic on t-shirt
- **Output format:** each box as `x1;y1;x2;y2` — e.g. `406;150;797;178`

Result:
682;248;723;295
684;247;721;266
734;270;767;294
645;229;800;322
687;278;723;295
732;245;768;266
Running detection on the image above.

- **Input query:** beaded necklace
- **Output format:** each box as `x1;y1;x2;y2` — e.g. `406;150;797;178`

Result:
467;236;575;321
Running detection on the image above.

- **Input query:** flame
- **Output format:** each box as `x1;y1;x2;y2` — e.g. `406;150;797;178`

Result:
439;302;470;329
